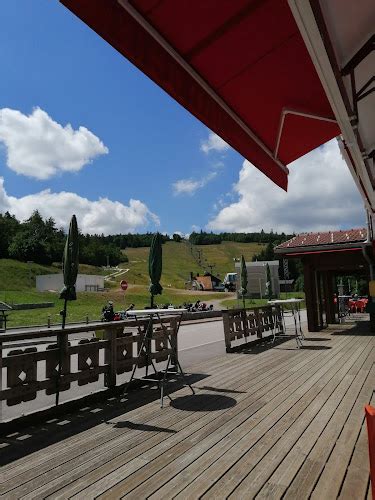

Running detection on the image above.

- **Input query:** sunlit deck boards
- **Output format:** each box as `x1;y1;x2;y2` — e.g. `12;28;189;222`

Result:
1;321;374;499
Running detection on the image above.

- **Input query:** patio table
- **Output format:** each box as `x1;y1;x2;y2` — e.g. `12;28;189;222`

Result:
124;308;195;406
268;298;304;348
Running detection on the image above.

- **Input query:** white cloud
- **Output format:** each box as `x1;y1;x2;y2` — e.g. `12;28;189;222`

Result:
0;177;159;235
208;140;365;233
200;132;230;154
172;172;217;196
0;107;108;180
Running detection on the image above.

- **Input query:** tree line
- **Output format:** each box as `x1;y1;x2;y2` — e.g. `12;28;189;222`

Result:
0;211;300;276
0;211;176;267
188;230;292;246
0;211;126;267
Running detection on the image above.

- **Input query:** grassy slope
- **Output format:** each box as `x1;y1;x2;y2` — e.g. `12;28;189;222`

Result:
196;241;264;278
123;241;204;288
123;241;265;286
0;259;58;291
0;259;107;291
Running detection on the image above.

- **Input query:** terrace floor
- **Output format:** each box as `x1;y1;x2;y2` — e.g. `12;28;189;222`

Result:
1;318;374;499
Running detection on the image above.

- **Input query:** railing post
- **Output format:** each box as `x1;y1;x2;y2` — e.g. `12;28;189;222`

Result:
104;327;117;388
222;310;232;352
254;307;262;338
241;307;248;339
169;317;178;366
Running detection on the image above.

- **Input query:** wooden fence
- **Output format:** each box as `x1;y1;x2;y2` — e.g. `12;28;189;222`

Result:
222;305;283;352
0;316;178;410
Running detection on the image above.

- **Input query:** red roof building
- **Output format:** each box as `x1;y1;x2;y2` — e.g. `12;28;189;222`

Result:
276;228;367;254
276;228;371;332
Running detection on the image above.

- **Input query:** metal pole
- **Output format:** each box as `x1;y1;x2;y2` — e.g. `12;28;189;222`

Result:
56;298;68;406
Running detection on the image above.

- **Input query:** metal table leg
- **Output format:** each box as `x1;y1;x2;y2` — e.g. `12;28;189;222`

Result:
156;312;195;408
122;314;159;397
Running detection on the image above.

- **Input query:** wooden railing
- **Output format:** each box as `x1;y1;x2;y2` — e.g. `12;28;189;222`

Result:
222;305;283;352
0;316;178;411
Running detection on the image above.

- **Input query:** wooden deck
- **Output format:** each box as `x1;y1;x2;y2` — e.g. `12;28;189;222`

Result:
1;320;374;499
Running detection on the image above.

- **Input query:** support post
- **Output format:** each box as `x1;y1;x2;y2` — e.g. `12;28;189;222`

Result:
303;260;320;332
104;327;117;388
324;272;336;324
222;311;232;352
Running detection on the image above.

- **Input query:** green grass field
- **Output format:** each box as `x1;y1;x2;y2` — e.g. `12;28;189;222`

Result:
196;241;263;278
121;240;264;287
121;241;201;288
0;259;107;291
0;286;231;328
0;241;286;327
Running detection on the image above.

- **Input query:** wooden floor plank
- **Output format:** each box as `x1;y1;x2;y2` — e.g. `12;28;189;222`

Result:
199;338;367;499
230;342;374;498
1;337;291;491
338;417;371;499
48;339;329;500
1;324;372;500
310;359;374;499
255;345;374;499
164;337;357;500
94;336;355;498
13;337;312;498
148;337;352;500
284;347;375;499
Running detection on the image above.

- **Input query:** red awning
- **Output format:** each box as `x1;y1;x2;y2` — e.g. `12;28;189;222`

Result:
61;0;340;190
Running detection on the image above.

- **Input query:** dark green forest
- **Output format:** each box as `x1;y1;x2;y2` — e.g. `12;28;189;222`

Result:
0;211;297;272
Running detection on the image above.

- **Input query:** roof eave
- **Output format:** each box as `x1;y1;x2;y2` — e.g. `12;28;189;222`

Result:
275;241;367;255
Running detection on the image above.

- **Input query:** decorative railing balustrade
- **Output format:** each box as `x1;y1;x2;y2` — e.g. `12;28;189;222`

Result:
0;316;178;411
222;305;283;352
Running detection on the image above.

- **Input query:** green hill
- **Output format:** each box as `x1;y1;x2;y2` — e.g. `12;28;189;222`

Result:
196;241;264;279
0;241;265;292
123;241;200;288
121;240;264;287
0;259;106;291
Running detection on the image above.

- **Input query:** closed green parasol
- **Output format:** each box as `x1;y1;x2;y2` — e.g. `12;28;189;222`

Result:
149;232;163;307
239;254;248;309
56;214;79;405
60;214;79;308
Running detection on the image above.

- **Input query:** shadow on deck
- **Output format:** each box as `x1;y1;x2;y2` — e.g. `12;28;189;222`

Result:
0;320;374;499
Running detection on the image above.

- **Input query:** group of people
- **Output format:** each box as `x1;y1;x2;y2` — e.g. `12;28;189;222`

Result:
101;301;135;322
101;298;215;321
184;300;214;312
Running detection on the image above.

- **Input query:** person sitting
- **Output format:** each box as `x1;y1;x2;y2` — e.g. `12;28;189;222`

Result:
102;300;115;321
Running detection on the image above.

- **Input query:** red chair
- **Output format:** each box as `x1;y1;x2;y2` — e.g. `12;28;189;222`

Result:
365;405;375;499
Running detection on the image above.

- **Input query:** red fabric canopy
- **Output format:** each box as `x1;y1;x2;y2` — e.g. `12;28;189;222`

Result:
61;0;340;190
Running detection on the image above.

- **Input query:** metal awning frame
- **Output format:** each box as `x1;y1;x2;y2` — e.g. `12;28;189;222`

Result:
288;0;375;212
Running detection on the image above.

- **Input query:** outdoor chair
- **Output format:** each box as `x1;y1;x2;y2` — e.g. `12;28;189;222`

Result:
365;404;375;499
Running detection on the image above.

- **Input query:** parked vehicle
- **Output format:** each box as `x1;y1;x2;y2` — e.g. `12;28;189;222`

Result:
213;283;226;292
223;272;237;291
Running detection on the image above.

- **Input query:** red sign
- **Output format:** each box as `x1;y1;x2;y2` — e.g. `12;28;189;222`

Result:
120;280;128;291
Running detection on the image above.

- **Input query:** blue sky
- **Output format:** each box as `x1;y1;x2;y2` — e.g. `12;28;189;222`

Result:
0;1;365;235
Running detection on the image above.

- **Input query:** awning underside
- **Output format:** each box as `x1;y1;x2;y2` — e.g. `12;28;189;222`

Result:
61;0;340;190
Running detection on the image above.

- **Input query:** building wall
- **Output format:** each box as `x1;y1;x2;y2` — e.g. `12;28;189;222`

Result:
235;261;280;298
36;274;105;292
